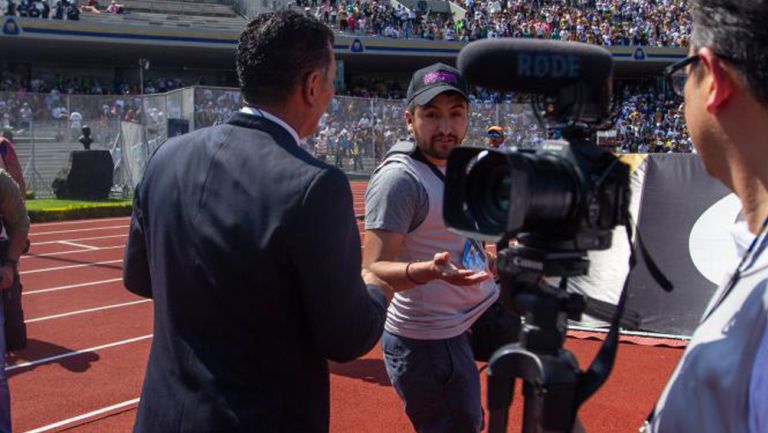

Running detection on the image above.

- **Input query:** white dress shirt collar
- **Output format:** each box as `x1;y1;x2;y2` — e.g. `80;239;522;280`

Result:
239;106;301;145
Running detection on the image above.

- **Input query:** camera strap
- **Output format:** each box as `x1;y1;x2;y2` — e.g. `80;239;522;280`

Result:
574;220;673;411
410;147;446;182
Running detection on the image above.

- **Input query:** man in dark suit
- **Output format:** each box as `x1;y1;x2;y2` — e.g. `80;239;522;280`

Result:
123;11;392;433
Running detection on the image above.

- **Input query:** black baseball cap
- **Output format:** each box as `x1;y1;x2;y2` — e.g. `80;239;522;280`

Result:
406;63;469;107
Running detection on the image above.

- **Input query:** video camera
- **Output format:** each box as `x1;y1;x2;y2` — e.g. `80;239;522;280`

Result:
444;39;631;433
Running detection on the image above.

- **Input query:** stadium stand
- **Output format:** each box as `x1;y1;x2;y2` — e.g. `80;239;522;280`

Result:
76;11;247;31
0;0;692;196
2;0;248;30
112;0;238;17
308;0;690;46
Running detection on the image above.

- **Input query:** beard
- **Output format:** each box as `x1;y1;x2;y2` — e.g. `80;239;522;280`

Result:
414;129;463;161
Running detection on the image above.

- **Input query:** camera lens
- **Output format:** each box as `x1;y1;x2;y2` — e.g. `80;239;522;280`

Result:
464;150;579;235
467;151;511;230
492;174;511;213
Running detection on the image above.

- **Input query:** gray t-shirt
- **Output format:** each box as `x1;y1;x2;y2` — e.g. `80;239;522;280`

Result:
365;161;429;234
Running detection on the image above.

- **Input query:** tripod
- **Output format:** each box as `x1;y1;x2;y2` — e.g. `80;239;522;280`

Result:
486;246;589;433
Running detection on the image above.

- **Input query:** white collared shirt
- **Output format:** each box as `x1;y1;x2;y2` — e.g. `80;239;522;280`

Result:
751;320;768;433
239;106;300;145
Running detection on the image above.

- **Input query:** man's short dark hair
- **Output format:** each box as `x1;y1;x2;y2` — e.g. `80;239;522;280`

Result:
236;10;335;107
690;0;768;107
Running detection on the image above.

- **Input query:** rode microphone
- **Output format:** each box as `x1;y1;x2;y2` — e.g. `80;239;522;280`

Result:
457;39;614;125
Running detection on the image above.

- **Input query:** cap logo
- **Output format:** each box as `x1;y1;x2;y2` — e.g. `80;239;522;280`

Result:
423;71;459;86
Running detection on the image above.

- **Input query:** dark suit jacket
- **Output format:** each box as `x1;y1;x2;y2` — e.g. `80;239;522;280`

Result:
124;112;387;433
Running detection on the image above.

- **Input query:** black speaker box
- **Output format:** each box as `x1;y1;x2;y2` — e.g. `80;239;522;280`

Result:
52;150;114;200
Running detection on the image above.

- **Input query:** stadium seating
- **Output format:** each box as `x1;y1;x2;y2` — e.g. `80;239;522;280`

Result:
2;0;247;31
116;0;240;18
78;10;246;31
310;0;690;47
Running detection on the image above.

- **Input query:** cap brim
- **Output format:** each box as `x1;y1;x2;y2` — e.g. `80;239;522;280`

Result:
409;85;468;106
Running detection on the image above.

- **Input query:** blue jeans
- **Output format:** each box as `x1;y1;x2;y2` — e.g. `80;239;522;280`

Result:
381;331;483;433
0;292;10;433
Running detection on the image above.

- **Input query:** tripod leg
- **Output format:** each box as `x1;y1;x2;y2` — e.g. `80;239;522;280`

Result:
487;374;515;433
522;381;576;433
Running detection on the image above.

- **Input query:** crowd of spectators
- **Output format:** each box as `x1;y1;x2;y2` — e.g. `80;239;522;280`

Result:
305;0;689;47
0;71;691;172
5;0;688;48
612;84;691;153
2;0;124;19
0;87;150;145
80;0;125;14
304;80;692;165
0;71;208;96
3;0;80;20
194;88;241;130
0;72;189;146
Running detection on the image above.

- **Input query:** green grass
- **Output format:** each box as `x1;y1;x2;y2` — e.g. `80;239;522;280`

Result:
25;199;132;212
24;198;134;222
22;173;365;222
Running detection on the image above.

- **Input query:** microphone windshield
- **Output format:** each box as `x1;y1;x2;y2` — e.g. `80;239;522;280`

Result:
457;39;613;94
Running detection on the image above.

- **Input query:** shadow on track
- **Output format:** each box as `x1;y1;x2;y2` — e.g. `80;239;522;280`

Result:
23;253;123;271
5;338;100;377
330;358;391;387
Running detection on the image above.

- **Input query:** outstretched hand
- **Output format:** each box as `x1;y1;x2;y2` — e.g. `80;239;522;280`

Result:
432;252;490;286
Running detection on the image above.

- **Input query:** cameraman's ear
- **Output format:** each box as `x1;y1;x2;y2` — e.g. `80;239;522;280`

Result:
699;48;734;113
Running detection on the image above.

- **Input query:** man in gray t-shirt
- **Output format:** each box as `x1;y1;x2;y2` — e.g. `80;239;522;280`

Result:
365;160;428;235
363;63;497;433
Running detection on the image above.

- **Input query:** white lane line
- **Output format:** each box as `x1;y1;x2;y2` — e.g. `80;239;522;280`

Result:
6;334;153;372
22;245;125;260
31;217;130;228
25;299;152;323
24;278;124;296
23;398;141;433
20;259;123;275
58;240;100;250
32;234;127;246
30;225;129;237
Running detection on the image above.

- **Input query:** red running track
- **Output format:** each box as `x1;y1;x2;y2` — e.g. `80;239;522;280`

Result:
7;182;683;433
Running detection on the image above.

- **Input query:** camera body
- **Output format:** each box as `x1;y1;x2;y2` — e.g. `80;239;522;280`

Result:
444;135;630;256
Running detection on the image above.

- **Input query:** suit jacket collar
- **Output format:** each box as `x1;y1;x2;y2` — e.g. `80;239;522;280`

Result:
226;112;299;149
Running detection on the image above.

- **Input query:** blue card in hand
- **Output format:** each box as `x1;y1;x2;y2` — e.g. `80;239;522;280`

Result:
462;239;488;273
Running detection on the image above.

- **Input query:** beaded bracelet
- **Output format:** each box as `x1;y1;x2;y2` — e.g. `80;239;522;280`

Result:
405;261;426;285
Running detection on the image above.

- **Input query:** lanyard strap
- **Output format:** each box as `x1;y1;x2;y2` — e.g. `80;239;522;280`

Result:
702;214;768;322
410;147;446;183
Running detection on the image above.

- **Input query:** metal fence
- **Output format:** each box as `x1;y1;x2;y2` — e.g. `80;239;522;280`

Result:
0;87;544;197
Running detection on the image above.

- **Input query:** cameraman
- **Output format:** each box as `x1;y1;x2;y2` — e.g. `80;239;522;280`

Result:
363;63;496;433
582;1;768;432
